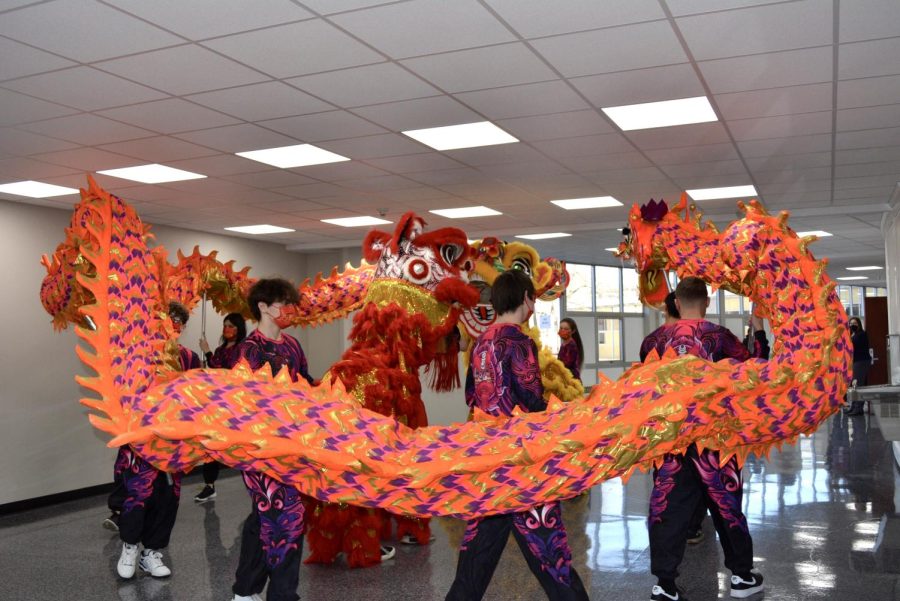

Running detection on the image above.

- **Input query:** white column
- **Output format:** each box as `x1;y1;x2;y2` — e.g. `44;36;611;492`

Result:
881;186;900;384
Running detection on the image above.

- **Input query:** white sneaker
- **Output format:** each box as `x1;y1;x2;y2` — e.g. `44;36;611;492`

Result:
231;595;262;601
117;543;140;579
380;545;396;561
139;549;171;577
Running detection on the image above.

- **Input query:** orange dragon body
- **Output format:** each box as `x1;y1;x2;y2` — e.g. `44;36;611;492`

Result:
44;179;849;550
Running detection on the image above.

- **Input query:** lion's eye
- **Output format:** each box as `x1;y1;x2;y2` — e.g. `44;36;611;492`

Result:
511;257;532;276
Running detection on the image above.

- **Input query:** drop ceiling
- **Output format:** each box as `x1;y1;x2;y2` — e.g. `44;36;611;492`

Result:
1;0;898;286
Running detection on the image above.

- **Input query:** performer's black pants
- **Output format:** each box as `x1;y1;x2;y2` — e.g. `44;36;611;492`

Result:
202;460;221;484
117;447;181;549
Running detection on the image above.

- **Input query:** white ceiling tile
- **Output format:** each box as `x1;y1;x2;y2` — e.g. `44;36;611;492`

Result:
0;0;182;62
496;110;615;141
478;160;572;179
106;0;313;39
836;126;900;150
661;160;748;179
401;43;557;92
530;21;687;77
260;110;387;141
220;170;318;189
30;147;140;172
666;0;789;17
645;143;740;165
289;161;388;180
318;134;429;159
0;156;81;180
676;0;832;61
351;96;482;131
485;0;664;38
835;161;900;178
175;124;299;153
363;152;466;173
96;45;269;95
587;166;668;185
286;63;439;107
97;99;240;134
840;38;900;79
531;133;635;159
97;136;220;162
728;111;833;141
299;1;400;14
838;75;900;110
836;146;900;165
331;0;515;59
337;175;422;192
187;82;334;121
737;133;832;157
20;113;154;145
405;167;491;186
625;122;731;150
0;88;78;126
753;166;831;184
275;182;346;199
715;83;834;120
745;151;832;172
0;37;75;81
571;63;705;108
698;47;833;94
833;185;895;200
834;175;899;190
0;128;77;155
166;154;271;177
839;0;900;43
558;152;652;172
837;104;900;132
3;66;168;111
202;20;384;79
454;80;589;120
444;143;547;166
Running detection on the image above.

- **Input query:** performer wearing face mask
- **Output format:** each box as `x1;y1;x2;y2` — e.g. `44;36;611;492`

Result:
556;318;584;382
845;317;872;416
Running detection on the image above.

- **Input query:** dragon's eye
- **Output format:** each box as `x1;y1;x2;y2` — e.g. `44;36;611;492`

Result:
511;257;532;276
440;243;463;266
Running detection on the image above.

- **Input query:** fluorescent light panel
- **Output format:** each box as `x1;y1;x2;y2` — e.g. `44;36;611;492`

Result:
796;230;832;237
98;164;205;183
847;266;883;271
515;232;572;240
0;180;78;197
429;206;501;218
236;144;349;168
551;196;622;210
602;96;717;131
605;247;619;252
402;121;518;151
321;216;392;227
225;224;295;235
686;185;757;201
837;276;868;281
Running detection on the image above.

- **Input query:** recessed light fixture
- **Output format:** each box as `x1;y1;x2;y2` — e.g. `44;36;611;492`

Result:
429;206;501;219
602;96;717;131
847;266;883;271
795;230;832;238
686;185;757;201
551;196;622;210
837;276;868;281
0;180;79;198
236;144;350;168
402;121;518;151
605;247;619;252
98;164;206;183
515;232;572;240
224;225;295;235
321;216;392;227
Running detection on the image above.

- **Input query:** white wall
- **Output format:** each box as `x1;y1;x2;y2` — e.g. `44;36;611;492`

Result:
882;198;900;384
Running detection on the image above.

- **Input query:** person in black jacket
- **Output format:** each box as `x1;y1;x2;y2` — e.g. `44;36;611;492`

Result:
845;317;872;416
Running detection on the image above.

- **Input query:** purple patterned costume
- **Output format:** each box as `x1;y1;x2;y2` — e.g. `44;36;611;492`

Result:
206;342;242;369
644;318;763;582
233;328;310;601
448;323;588;601
557;338;581;381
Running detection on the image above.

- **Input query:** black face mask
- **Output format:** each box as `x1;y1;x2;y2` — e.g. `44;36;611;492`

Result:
850;324;859;333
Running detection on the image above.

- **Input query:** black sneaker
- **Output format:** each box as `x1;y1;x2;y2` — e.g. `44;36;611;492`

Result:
686;528;704;544
194;484;216;503
102;512;120;531
651;584;687;601
730;571;763;598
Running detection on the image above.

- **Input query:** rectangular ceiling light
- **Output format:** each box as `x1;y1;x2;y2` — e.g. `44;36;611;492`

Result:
429;206;501;218
796;230;832;237
236;144;349;168
402;121;518;151
225;224;295;235
847;266;883;271
551;196;622;210
515;232;572;240
837;276;868;281
602;96;717;131
686;185;757;201
98;164;206;183
0;180;79;198
321;216;392;227
604;247;619;251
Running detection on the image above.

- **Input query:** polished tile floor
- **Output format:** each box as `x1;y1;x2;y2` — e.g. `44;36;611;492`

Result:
4;392;900;601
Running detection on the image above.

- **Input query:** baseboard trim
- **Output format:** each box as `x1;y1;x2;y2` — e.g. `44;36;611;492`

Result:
0;482;115;516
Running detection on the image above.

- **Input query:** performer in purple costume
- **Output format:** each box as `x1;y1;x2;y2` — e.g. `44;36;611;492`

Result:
231;279;312;601
556;317;583;382
643;277;765;601
446;270;589;601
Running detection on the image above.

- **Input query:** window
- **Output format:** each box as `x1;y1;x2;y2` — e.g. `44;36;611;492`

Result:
723;290;742;314
566;263;593;311
622;269;643;313
595;266;621;312
597;318;622;361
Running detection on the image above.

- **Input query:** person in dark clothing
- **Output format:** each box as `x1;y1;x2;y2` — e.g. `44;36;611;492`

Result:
557;317;584;381
231;279;312;601
195;312;247;503
642;277;765;601
446;270;589;601
640;292;680;362
845;317;872;415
